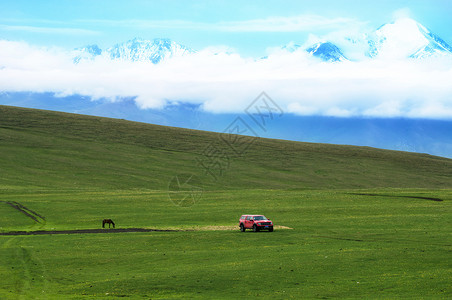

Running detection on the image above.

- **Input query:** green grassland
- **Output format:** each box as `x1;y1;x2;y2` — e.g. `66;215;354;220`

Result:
0;105;451;299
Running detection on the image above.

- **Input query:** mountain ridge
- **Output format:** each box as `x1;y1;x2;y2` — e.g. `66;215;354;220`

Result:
73;38;194;64
72;18;452;63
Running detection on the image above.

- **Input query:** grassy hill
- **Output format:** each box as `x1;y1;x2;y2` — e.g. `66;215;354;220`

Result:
0;105;451;299
1;105;451;192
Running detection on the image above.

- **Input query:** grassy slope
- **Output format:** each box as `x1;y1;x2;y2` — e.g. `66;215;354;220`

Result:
0;105;451;299
1;105;451;191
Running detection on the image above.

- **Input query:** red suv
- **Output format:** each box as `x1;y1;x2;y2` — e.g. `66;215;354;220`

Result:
239;215;273;232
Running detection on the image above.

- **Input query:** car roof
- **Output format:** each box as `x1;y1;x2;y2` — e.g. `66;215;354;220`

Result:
241;214;265;217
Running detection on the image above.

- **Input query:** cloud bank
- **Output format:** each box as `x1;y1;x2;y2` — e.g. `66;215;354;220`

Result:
77;14;363;32
1;39;452;119
0;24;99;35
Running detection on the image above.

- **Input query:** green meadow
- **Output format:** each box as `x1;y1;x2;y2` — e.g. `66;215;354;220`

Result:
0;105;451;299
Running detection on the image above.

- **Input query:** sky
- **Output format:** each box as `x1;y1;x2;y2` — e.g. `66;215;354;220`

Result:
1;0;452;120
1;0;452;56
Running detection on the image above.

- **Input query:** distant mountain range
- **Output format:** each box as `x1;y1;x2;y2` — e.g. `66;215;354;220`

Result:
73;38;193;64
73;18;452;64
291;18;452;62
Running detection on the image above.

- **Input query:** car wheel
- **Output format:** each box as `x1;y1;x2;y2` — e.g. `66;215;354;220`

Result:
240;224;245;232
269;227;273;232
253;225;259;232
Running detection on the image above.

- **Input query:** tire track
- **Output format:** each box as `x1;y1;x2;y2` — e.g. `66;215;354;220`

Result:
350;193;444;202
0;228;181;236
1;237;48;298
1;201;46;224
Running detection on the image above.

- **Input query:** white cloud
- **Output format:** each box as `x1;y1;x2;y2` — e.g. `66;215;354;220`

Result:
0;24;99;35
392;8;413;21
79;14;364;33
0;40;452;120
217;15;364;32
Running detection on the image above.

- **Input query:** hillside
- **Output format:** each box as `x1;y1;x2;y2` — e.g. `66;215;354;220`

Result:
0;105;451;191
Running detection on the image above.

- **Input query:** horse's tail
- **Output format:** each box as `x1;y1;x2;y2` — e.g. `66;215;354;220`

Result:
102;220;105;228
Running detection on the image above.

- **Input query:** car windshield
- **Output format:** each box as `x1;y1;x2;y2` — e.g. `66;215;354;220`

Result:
253;216;267;220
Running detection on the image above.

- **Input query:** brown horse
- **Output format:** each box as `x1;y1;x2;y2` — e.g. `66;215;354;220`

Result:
102;219;115;228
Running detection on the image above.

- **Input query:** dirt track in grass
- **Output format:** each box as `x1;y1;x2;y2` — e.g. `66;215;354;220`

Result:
0;225;294;236
186;225;294;231
0;228;181;236
1;201;293;235
350;193;444;202
1;200;46;223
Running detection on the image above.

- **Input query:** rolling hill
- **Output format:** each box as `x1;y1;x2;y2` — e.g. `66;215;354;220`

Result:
1;105;451;192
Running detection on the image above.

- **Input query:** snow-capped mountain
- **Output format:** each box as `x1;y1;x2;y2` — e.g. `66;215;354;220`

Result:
73;38;194;64
278;41;347;62
306;42;348;62
73;44;102;64
72;18;451;64
367;18;452;59
107;38;193;63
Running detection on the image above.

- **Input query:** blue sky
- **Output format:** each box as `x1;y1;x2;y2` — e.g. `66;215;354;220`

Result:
1;0;451;56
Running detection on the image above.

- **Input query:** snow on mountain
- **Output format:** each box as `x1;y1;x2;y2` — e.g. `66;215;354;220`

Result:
73;38;194;64
107;38;193;63
278;41;347;62
306;42;348;62
367;18;452;59
71;18;451;64
410;27;452;59
73;44;102;63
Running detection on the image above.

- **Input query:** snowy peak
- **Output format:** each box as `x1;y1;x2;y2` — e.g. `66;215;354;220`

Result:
367;18;452;59
73;38;194;64
278;41;347;62
73;44;102;63
71;18;451;65
107;38;193;63
306;42;347;62
410;25;452;58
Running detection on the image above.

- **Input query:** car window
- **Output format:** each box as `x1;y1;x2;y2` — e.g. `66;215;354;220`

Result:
246;216;251;220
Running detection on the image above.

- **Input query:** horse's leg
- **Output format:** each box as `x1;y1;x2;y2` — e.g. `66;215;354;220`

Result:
102;221;105;228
